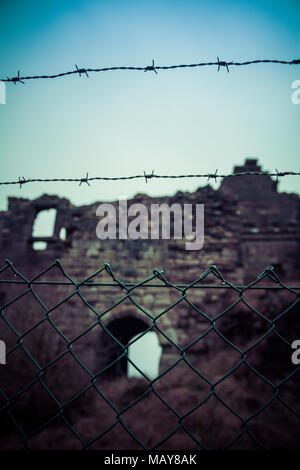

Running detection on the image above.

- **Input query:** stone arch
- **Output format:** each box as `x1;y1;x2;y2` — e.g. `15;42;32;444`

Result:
97;312;157;379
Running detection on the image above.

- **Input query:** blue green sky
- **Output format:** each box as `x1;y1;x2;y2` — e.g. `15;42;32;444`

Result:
0;0;299;211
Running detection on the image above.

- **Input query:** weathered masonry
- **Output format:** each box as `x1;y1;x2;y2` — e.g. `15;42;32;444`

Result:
0;159;299;375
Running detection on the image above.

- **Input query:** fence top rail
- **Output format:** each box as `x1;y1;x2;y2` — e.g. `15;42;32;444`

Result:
0;279;300;290
1;260;299;295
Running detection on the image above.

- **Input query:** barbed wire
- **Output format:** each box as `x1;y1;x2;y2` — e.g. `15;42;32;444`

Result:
1;58;300;84
0;170;299;188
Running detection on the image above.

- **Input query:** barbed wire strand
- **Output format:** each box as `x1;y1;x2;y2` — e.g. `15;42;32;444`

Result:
0;170;299;188
1;58;300;84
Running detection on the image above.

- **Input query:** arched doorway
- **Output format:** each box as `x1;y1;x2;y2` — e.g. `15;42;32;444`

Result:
97;316;161;380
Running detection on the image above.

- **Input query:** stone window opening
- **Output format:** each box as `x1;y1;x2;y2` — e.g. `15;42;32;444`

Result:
32;208;57;250
33;241;48;250
59;227;67;241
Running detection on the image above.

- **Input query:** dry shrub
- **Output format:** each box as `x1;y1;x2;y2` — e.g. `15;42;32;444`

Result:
2;349;299;450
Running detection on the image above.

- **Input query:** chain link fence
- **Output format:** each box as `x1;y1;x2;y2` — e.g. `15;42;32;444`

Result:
0;259;299;450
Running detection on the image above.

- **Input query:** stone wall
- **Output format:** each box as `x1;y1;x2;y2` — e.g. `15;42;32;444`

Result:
0;159;299;377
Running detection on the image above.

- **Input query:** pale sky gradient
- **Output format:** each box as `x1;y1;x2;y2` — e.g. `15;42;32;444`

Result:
0;0;299;211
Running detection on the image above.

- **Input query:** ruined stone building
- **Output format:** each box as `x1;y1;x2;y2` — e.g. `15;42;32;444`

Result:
0;158;299;380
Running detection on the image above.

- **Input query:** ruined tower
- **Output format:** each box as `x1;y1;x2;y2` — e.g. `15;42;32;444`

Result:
0;159;299;377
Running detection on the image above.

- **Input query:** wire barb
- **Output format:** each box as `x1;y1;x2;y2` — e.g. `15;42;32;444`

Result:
217;57;229;73
143;170;155;183
207;169;218;183
18;176;27;189
79;172;90;187
8;70;25;85
75;64;89;78
144;60;158;74
275;168;284;182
